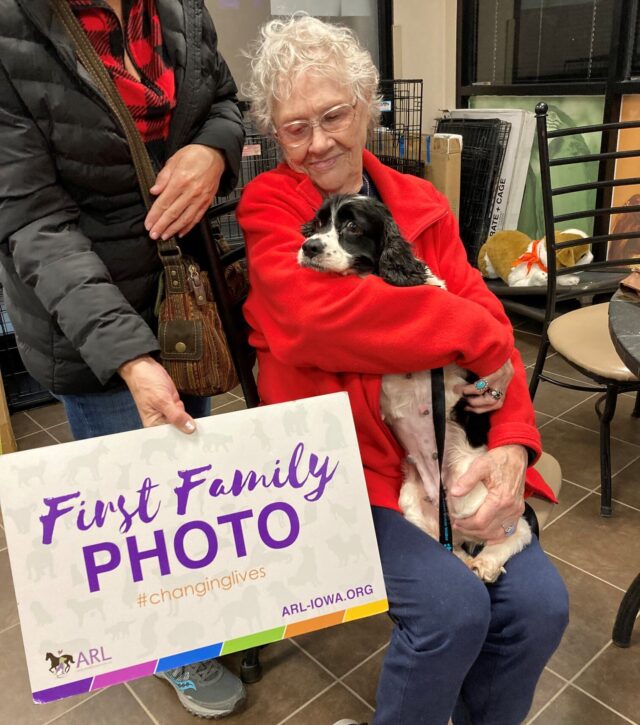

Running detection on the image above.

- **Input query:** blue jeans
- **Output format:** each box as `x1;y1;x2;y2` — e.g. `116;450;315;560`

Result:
56;387;211;440
371;506;569;725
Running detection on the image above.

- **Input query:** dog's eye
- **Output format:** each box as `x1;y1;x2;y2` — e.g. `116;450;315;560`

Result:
345;221;360;233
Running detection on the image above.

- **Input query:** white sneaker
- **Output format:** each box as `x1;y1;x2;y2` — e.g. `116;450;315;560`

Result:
332;720;366;725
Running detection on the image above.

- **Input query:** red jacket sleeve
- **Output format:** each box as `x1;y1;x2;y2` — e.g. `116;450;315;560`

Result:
417;206;540;460
238;174;514;378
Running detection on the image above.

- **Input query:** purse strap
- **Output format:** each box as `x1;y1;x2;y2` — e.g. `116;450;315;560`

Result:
50;0;180;262
431;367;453;551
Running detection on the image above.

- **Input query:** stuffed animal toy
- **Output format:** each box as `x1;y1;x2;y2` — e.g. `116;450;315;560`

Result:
477;228;593;287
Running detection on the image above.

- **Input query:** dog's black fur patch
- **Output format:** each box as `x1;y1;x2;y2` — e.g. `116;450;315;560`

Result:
451;398;490;448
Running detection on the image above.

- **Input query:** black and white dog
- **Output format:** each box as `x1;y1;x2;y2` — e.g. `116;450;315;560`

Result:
299;194;531;582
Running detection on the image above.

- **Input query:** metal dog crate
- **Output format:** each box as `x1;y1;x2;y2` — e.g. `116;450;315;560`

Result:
436;117;510;266
368;79;424;177
0;285;54;412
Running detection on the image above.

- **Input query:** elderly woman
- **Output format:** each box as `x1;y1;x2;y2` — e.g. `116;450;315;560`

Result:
238;15;568;725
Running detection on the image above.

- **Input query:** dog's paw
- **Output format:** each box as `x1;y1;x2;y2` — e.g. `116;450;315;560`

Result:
468;556;506;583
453;547;473;566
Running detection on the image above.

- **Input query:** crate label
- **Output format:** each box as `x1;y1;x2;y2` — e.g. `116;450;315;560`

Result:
242;144;263;157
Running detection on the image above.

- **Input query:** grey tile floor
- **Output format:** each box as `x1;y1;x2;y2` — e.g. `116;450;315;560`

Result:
0;314;639;724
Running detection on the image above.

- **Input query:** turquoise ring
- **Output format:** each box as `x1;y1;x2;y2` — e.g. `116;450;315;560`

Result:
474;379;489;392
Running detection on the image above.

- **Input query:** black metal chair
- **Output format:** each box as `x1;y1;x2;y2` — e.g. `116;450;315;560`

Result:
198;201;263;683
613;574;640;648
526;101;640;517
483;101;640;322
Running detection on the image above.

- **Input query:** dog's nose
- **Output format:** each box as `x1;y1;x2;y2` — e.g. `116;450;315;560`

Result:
302;238;324;258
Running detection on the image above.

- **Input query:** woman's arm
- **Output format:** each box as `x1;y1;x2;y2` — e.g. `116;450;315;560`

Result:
145;9;245;241
0;62;193;431
418;205;540;460
239;175;514;378
421;204;513;331
0;62;159;385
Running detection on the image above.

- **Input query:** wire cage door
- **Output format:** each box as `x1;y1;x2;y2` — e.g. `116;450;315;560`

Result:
435;117;510;265
367;79;424;177
0;285;54;412
212;127;280;253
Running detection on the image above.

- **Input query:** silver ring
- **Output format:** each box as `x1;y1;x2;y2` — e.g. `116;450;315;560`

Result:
474;378;489;392
502;522;517;537
488;388;503;401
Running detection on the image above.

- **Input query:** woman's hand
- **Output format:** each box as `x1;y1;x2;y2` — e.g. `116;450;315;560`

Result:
145;144;226;241
449;444;527;544
459;358;514;413
118;355;196;434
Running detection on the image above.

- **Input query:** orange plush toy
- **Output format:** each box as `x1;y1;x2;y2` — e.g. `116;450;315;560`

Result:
477;229;592;286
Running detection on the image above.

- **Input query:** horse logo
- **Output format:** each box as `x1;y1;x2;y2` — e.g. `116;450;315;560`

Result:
45;651;75;678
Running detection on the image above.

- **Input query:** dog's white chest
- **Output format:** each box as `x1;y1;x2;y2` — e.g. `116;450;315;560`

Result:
380;371;441;503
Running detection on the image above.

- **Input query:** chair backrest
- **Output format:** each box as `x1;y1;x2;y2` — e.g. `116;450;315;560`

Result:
198;200;260;408
536;100;640;328
484;103;640;322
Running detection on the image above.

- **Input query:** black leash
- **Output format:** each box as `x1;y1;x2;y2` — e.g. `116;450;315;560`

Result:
431;367;453;551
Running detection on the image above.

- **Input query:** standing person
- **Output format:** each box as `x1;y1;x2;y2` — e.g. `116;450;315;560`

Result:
0;0;246;718
239;15;569;725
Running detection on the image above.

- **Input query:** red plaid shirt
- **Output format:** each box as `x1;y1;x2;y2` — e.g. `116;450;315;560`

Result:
70;0;175;148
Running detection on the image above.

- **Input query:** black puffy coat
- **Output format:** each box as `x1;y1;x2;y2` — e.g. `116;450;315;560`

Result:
0;0;244;393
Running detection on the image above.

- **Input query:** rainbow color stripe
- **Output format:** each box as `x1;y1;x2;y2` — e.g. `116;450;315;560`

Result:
32;598;388;704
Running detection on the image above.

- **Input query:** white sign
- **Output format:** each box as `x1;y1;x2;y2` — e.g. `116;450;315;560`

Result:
0;393;387;704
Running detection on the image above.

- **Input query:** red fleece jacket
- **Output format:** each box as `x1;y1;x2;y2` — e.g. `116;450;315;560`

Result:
237;150;549;510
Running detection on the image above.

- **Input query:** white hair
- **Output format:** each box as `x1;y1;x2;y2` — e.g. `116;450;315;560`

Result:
243;14;381;135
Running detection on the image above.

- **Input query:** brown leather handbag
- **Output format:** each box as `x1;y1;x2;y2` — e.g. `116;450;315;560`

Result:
53;0;239;396
155;250;239;396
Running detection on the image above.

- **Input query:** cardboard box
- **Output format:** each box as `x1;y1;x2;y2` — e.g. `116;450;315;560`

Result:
425;133;462;219
0;374;16;454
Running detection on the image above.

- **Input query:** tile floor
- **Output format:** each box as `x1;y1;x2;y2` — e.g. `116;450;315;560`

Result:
0;314;639;725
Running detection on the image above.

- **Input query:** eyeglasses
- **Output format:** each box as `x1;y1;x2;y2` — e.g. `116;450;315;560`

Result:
275;101;357;149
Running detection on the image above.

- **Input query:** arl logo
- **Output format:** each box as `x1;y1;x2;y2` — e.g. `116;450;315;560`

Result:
45;646;112;678
45;651;74;678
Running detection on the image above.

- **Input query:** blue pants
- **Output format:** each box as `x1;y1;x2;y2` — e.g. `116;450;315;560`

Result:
372;506;569;725
56;387;210;440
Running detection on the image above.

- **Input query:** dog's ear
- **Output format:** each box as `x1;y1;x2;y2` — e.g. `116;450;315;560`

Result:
378;217;428;287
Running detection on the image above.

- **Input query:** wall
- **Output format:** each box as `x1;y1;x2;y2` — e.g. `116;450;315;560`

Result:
392;0;457;133
204;1;380;102
204;0;272;98
204;1;457;132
